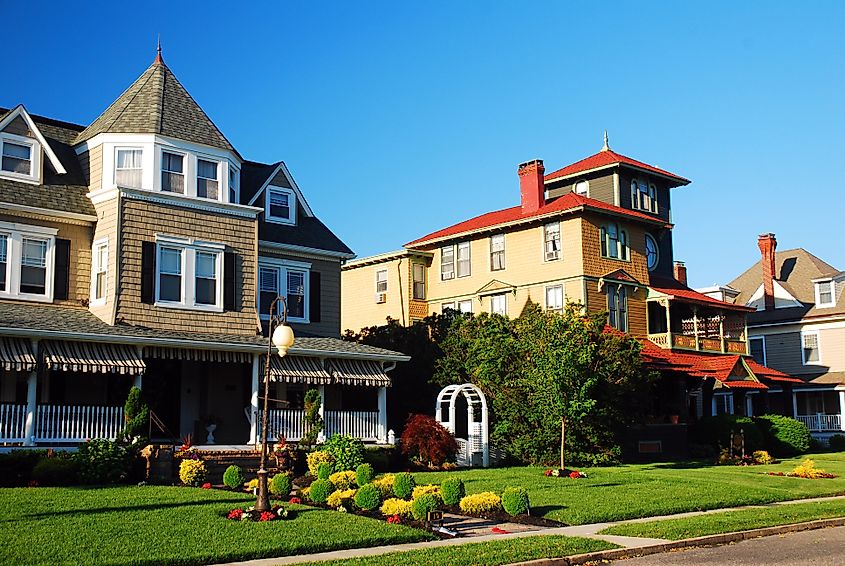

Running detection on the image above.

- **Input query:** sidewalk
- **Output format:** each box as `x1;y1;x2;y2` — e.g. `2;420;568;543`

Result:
218;494;845;566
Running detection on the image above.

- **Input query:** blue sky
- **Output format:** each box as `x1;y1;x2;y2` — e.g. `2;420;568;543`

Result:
3;1;843;287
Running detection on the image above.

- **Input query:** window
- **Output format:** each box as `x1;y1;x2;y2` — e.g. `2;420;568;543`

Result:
20;238;48;295
115;149;143;188
155;239;224;310
0;223;56;300
490;294;507;316
1;140;32;175
749;336;765;365
458;299;473;313
91;240;108;304
161;152;185;194
194;251;217;305
544;222;561;261
630;180;658;213
257;260;310;322
490;235;505;271
266;187;296;224
606;284;628;332
412;263;425;300
815;280;835;307
196;159;219;200
441;302;456;312
0;234;6;292
574;180;589;195
713;394;734;416
645;233;659;271
457;242;471;277
802;331;820;364
546;285;563;312
375;269;388;293
229;167;239;204
600;222;628;260
441;246;455;280
158;247;183;302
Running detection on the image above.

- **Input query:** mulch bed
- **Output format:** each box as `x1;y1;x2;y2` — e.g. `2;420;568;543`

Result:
440;504;564;528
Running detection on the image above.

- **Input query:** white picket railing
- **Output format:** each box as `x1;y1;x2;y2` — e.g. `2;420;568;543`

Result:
325;410;379;441
0;404;27;443
796;414;843;432
35;405;124;442
262;409;307;441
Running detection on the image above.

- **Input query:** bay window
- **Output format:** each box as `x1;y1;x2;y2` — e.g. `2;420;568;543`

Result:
161;151;185;194
229;166;239;203
630;179;658;213
258;259;310;322
196;159;219;200
115;149;143;188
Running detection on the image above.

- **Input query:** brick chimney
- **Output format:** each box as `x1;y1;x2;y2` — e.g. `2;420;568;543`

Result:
673;261;687;286
518;159;545;214
758;233;777;310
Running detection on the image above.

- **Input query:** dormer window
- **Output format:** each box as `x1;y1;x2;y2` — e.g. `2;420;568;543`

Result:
115;149;143;188
2;141;31;175
161;151;185;194
266;187;296;225
815;280;835;307
574;179;589;195
197;159;219;200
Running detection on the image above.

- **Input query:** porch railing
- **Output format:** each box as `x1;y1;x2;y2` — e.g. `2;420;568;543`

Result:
35;405;124;443
0;404;27;443
647;332;747;354
261;409;380;442
796;414;843;432
262;409;307;441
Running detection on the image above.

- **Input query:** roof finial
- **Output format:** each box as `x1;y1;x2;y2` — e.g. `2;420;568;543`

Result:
155;35;164;65
601;130;610;152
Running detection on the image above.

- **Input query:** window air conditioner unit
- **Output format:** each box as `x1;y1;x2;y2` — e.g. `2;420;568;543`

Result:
546;250;560;261
442;271;454;280
375;292;387;304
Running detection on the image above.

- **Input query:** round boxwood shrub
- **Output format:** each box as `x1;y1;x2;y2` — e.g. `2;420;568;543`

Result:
502;486;530;516
308;478;334;504
307;450;334;477
322;434;365;472
222;465;245;489
756;414;810;456
829;434;845;452
270;473;292;496
411;492;439;521
393;472;415;499
317;461;333;480
32;456;79;486
354;483;381;511
692;415;763;452
440;477;465;506
356;463;374;486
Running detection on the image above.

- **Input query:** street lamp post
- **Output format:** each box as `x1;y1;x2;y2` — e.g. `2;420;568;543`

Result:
255;295;295;512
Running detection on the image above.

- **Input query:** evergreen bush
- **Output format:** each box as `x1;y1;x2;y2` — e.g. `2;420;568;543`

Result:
32;456;79;486
502;486;529;516
179;459;207;486
410;492;439;521
308;478;334;504
440;477;465;506
756;414;811;456
393;472;415;499
76;439;129;484
222;465;245;489
269;473;292;496
692;415;763;452
317;462;334;480
322;434;365;471
307;451;334;477
354;483;381;511
355;463;374;486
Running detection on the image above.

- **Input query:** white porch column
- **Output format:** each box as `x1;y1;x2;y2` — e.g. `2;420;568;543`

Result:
133;346;143;390
23;339;39;446
839;390;845;432
377;386;388;444
317;385;326;442
248;354;260;445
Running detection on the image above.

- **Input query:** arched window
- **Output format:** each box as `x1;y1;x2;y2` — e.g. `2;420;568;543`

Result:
648;183;658;212
631;179;658;213
601;222;629;260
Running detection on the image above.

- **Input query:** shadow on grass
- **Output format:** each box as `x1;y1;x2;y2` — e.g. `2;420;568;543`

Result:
649;460;713;470
10;497;270;521
531;504;568;518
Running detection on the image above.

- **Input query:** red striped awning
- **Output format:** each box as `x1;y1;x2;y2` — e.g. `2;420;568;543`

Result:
0;338;36;372
329;359;391;387
145;346;252;364
268;356;332;385
43;341;145;375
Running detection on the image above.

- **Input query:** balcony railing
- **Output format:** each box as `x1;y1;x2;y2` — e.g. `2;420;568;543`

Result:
647;332;747;354
796;414;843;432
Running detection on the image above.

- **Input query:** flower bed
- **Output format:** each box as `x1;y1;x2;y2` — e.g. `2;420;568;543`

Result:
544;468;587;478
226;504;295;522
766;459;837;479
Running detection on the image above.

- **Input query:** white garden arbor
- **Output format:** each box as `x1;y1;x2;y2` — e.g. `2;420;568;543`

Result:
435;383;489;467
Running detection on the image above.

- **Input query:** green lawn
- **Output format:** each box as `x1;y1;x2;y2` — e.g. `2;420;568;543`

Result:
0;486;433;566
600;497;845;540
300;535;618;566
413;452;845;524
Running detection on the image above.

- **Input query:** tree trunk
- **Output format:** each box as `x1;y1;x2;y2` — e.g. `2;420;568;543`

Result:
560;416;566;471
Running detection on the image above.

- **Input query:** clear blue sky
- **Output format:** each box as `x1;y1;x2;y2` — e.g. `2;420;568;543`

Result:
4;1;843;287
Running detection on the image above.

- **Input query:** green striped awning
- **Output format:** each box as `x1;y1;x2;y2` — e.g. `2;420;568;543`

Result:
0;338;36;372
43;341;145;375
329;359;391;387
268;356;332;385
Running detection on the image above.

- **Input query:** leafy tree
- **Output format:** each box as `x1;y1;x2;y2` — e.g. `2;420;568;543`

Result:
299;389;323;449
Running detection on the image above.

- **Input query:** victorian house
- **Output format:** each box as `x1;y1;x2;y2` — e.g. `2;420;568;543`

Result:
342;136;801;456
0;51;404;448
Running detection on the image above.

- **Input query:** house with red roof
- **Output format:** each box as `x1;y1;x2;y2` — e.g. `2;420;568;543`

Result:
342;135;800;457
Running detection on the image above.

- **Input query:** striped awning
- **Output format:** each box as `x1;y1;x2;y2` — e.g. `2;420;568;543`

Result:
43;341;145;375
268;356;332;385
0;338;36;372
145;346;252;364
329;359;391;387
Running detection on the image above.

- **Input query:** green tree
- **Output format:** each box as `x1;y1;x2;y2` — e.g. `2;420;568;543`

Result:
122;386;149;443
299;389;323;449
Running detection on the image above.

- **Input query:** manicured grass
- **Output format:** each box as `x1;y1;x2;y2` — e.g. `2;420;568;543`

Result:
0;486;433;566
413;452;845;525
300;535;618;566
600;497;845;540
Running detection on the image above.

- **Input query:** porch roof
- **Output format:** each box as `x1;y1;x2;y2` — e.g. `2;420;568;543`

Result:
329;359;392;387
268;355;332;385
42;340;145;375
0;337;36;372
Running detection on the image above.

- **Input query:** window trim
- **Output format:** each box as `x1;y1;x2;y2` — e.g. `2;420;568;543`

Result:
545;284;564;312
645;233;659;272
814;280;836;307
801;330;821;365
544;222;561;262
257;257;311;323
748;335;766;366
490;234;505;271
160;149;187;195
196;157;221;201
375;269;388;294
490;293;507;316
228;163;240;204
114;147;144;189
574;179;589;196
154;236;225;313
90;238;109;306
606;283;628;332
600;222;629;261
630;179;659;214
0;133;40;184
412;263;426;300
456;242;471;278
0;221;57;303
265;186;297;225
440;245;455;280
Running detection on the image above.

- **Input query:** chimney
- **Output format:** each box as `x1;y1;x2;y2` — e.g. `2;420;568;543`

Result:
758;233;777;310
673;261;687;286
518;159;545;214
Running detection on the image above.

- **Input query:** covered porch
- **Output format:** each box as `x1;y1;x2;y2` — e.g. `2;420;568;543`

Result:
791;387;845;434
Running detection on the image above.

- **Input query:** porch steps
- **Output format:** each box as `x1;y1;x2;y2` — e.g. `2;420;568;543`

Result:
195;449;276;484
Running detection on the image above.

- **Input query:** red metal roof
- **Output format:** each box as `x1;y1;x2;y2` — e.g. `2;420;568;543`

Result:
405;192;667;247
744;359;803;384
544;149;690;185
649;276;755;312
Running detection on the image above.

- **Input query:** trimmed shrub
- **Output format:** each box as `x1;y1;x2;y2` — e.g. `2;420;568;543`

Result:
373;474;395;499
329;470;357;491
502;487;529;516
32;456;79;486
356;463;374;486
122;386;149;442
270;473;292;496
412;484;441;501
223;465;245;489
440;477;465;506
757;414;811;456
327;488;356;509
322;434;365;472
307;451;334;477
753;450;776;465
692;415;763;452
317;462;334;480
247;478;259;490
829;434;845;452
400;414;458;467
308;478;334;504
76;439;129;484
459;492;502;514
179;459;207;486
0;450;48;487
393;472;415;499
380;497;413;518
354;483;382;511
411;492;440;521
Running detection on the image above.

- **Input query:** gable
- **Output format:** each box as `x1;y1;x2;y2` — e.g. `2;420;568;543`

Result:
745;281;802;310
247;162;314;217
476;279;516;296
0;105;67;176
2;115;31;137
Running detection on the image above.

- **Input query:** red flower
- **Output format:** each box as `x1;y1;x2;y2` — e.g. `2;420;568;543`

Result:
387;515;402;524
543;469;553;477
569;471;581;479
202;482;212;489
289;497;302;504
227;509;244;520
259;511;275;522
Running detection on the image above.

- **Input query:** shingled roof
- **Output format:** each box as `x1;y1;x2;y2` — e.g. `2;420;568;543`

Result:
74;58;238;156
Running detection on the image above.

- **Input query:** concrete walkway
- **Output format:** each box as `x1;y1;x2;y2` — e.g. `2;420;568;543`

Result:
218;494;845;566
